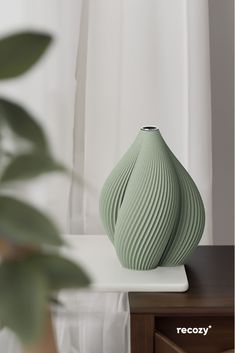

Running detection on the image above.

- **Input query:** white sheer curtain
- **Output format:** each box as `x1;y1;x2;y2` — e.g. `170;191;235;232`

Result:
0;2;130;353
0;0;212;246
0;0;82;231
0;292;130;353
0;0;212;353
54;292;130;353
70;0;212;244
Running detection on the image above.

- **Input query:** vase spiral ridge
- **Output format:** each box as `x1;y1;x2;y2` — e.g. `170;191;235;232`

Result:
99;128;205;270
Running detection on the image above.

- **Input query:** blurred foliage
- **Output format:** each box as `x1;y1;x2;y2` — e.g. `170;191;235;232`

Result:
0;32;90;345
0;32;51;79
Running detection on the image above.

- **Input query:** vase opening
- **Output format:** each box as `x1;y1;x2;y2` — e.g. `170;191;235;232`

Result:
141;126;159;131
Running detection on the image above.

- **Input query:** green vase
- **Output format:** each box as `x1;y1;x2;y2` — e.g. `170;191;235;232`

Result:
99;126;205;270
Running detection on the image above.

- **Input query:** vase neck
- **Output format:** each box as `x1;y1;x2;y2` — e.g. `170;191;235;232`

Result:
140;126;159;132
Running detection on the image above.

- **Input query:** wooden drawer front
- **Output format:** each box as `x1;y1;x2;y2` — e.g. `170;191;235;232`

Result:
131;314;155;353
155;331;186;353
155;316;234;353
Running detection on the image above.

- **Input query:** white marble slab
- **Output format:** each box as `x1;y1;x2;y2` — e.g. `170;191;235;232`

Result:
63;235;189;292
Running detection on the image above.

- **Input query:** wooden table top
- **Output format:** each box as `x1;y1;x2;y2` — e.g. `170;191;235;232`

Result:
129;246;234;316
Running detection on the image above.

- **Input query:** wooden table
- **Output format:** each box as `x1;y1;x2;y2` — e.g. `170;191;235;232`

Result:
129;246;234;353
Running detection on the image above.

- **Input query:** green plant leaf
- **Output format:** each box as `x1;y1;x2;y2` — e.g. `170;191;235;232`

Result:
0;32;52;79
27;253;90;291
0;259;48;343
0;196;63;246
1;153;65;182
0;98;48;151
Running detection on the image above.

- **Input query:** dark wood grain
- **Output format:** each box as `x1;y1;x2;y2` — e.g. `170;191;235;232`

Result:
131;314;155;353
129;246;234;353
129;246;234;315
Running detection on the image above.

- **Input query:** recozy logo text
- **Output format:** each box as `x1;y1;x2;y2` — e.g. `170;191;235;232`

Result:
176;326;212;336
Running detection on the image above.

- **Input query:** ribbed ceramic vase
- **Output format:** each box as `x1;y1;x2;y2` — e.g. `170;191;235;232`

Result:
99;126;205;270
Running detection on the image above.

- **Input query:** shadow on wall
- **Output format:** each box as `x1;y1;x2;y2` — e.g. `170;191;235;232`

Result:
209;0;234;245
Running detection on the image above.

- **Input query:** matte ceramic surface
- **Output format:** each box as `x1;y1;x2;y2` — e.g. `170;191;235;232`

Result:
63;235;189;292
99;127;205;270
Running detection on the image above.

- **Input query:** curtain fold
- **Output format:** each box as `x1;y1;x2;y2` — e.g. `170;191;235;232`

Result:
54;292;130;353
